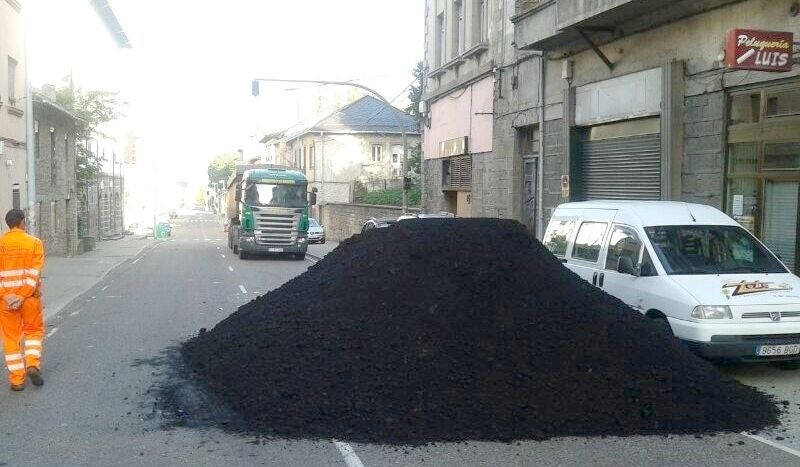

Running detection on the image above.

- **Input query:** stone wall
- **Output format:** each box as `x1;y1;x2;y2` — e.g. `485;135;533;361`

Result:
470;151;513;219
682;91;725;209
319;203;420;242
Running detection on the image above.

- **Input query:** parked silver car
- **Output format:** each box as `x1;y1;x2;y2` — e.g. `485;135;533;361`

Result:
308;218;326;244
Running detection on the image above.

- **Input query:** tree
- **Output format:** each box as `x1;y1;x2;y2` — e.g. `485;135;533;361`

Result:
405;61;424;123
207;154;238;186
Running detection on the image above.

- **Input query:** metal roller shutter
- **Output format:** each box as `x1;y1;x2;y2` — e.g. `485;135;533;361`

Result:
579;133;661;200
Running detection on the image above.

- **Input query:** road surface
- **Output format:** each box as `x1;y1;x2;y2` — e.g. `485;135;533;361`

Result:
0;211;797;466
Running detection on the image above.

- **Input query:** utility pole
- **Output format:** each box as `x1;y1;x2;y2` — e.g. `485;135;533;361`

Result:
252;78;410;212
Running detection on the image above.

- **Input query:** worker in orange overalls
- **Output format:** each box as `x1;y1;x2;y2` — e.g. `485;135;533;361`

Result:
0;209;45;391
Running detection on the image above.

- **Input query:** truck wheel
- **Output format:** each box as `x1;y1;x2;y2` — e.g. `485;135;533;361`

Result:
239;250;249;260
775;360;800;370
295;253;306;261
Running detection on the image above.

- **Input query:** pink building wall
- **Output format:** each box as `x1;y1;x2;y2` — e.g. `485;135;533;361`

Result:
423;75;494;160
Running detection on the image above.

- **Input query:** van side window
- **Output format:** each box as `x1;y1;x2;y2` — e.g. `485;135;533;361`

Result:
605;226;642;271
572;222;607;262
543;218;576;257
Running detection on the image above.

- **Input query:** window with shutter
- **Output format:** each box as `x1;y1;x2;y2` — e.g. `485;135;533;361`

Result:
442;155;472;190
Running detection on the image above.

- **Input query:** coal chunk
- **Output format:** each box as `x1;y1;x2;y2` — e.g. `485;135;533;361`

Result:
182;218;779;444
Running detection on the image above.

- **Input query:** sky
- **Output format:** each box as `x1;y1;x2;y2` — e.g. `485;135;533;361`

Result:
26;0;424;189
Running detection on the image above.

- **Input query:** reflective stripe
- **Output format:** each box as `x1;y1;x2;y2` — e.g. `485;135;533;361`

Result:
24;349;41;357
26;269;40;277
0;280;23;288
0;270;25;278
4;353;22;362
24;278;37;287
24;340;42;347
7;363;24;371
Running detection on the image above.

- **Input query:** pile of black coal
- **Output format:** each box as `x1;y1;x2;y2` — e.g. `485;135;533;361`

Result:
182;218;779;444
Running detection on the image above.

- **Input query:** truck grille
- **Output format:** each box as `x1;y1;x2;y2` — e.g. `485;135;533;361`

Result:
741;311;800;319
252;208;298;246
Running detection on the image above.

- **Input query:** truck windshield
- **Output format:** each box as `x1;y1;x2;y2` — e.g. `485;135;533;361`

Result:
244;182;307;208
645;225;787;275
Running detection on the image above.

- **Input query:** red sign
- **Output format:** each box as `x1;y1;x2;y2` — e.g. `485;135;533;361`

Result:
725;29;794;72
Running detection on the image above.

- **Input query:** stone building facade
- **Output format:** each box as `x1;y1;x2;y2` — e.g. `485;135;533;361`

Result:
423;0;800;273
32;91;80;256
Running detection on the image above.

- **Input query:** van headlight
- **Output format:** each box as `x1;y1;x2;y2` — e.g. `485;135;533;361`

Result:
691;305;732;319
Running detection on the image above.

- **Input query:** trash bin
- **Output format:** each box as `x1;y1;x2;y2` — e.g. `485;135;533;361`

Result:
155;223;170;239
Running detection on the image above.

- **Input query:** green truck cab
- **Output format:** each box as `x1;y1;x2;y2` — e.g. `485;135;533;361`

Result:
226;165;316;260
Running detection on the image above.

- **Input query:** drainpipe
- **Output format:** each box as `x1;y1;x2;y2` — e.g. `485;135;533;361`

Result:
536;52;546;240
23;8;36;235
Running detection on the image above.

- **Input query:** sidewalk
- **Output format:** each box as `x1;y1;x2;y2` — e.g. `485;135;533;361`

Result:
307;241;339;261
41;236;153;318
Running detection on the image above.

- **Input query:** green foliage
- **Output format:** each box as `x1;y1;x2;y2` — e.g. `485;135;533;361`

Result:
407;143;422;177
356;187;421;207
207;154;239;185
405;61;424;123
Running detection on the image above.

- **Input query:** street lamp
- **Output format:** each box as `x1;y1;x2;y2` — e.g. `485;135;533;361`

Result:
251;78;410;212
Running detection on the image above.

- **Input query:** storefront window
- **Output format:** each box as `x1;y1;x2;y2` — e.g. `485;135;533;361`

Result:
726;177;758;234
729;93;760;125
766;88;800;117
728;142;758;173
763;142;800;170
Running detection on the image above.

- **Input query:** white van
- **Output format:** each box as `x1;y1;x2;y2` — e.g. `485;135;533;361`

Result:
543;201;800;366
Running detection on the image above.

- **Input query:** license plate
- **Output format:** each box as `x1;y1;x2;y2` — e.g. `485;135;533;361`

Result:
755;344;800;356
268;248;284;253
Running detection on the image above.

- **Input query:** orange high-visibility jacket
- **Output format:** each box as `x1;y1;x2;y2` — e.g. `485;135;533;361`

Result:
0;228;44;300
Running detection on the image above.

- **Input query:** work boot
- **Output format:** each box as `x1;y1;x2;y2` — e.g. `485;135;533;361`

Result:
27;367;44;387
10;383;24;392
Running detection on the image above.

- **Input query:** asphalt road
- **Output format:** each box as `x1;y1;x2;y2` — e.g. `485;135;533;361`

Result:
0;211;797;466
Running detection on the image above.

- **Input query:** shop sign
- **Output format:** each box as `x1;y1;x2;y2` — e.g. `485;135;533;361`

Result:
439;136;468;158
560;175;570;199
725;29;794;72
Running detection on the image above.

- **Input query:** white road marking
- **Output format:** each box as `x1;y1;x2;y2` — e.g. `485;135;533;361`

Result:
221;254;226;259
46;327;59;338
238;285;248;294
333;441;366;467
101;286;108;291
228;266;234;272
193;238;200;241
742;433;800;459
132;258;141;265
70;311;80;316
216;246;221;250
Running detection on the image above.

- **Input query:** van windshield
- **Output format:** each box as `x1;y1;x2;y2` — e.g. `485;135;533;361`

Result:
645;225;787;275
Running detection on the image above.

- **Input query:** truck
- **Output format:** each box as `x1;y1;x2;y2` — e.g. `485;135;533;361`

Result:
226;164;316;260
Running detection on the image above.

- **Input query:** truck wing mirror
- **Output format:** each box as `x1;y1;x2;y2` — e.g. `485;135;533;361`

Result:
617;256;637;276
235;187;242;203
309;191;317;206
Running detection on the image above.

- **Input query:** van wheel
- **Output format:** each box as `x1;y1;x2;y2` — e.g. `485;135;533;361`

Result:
775;360;800;370
650;316;673;337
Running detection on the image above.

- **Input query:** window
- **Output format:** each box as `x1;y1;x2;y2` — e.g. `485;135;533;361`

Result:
34;121;39;159
435;13;445;67
310;144;315;168
372;144;383;162
645;225;786;275
766;88;800;117
7;57;17;105
729;93;760;125
65;133;70;164
50;128;57;184
572;222;607;262
473;0;488;44
391;145;402;163
640;249;658;277
50;201;56;236
605;226;643;271
244;182;308;208
452;0;465;56
302;146;307;169
442;155;472;189
763;142;800;170
294;148;301;168
543;218;577;257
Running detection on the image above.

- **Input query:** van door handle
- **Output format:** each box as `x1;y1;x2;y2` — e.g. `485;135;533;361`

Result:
598;273;605;288
592;272;598;286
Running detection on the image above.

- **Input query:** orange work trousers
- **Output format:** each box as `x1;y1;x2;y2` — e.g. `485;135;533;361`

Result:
0;296;44;386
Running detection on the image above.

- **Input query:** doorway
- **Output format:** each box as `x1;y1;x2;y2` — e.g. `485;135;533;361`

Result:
523;157;538;234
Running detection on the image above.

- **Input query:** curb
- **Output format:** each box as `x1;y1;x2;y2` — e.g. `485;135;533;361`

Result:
306;253;323;263
44;240;156;319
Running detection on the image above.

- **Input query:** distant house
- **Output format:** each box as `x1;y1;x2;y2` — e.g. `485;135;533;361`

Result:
280;95;421;211
32;90;80;256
